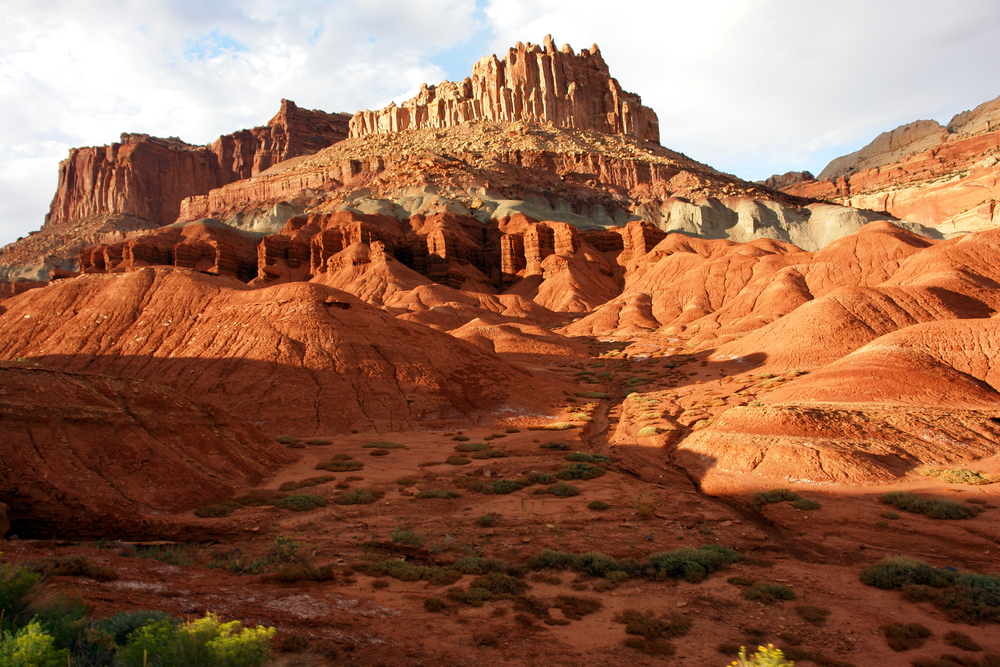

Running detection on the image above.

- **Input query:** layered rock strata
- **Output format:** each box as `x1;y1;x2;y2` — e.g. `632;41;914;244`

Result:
350;36;660;144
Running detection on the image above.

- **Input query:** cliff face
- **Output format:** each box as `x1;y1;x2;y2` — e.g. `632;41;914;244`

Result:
778;94;1000;234
350;35;659;144
45;100;350;231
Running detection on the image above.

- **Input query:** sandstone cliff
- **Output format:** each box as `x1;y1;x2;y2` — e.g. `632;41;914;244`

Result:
0;101;349;281
778;94;1000;234
350;36;659;144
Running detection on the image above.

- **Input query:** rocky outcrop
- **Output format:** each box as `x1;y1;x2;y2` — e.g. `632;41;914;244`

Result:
759;171;814;191
45;100;349;232
0;268;562;435
780;94;1000;233
0;102;349;283
350;36;659;144
0;363;293;537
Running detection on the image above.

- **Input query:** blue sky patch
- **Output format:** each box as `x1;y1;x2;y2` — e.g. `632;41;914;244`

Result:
184;30;249;61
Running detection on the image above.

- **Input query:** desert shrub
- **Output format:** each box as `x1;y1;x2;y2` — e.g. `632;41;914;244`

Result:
454;442;490;452
573;552;623;578
279;494;327;512
0;564;41;622
279;475;335;492
46;555;118;582
525;472;556;484
528;550;577;570
743;583;796;604
133;544;194;567
544;423;577;430
334;488;384;505
364;441;405;449
194;501;241;518
304;438;332;446
731;644;794;666
575;392;610;399
506;428;520;433
882;622;931;651
630;492;659;518
643;545;742;583
471;449;508;460
424;597;447;613
451;557;520;577
488;479;523;495
943;630;982;652
446;455;471;465
452;435;470;441
416;489;461;500
555;462;605;480
860;557;955;590
540;441;570;451
543;482;580;497
446;587;493;607
274;436;299;445
315;459;364;473
396;477;418;486
613;609;691;639
587;500;610;511
920;468;997;485
728;576;754;587
369;449;390;456
115;613;275;667
881;510;900;520
553;595;603;620
635;426;664;437
470;572;527;597
792;498;821;510
795;604;831;625
881;491;980;519
263;565;336;584
391;527;425;547
751;489;801;511
476;514;497;527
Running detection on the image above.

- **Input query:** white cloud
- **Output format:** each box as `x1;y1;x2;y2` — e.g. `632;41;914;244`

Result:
1;0;999;247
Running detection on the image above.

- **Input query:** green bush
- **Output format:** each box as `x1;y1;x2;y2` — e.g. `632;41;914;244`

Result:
470;572;527;597
643;545;742;583
278;494;328;512
476;514;497;527
304;439;332;446
445;455;471;465
364;441;405;449
555;463;605;480
489;479;524;495
575;392;610;399
880;491;981;519
543;482;580;497
0;622;70;667
115;613;275;667
369;449;390;456
943;630;982;652
96;611;178;645
416;489;461;500
454;442;490;452
565;452;611;464
860;557;956;590
451;557;521;577
613;609;691;639
334;488;384;505
0;564;41;624
526;472;556;484
279;475;335;492
587;500;610;511
452;435;470;441
274;436;299;445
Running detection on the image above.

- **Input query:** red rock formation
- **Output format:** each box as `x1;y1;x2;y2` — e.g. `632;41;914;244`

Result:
0;268;560;435
781;95;1000;233
46;101;350;232
350;36;659;144
0;363;293;537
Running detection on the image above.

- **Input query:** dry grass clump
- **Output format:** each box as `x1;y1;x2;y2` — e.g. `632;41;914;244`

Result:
882;622;932;651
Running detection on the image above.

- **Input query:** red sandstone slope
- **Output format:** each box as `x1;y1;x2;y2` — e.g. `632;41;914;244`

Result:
0;268;559;435
0;364;293;537
776;94;1000;234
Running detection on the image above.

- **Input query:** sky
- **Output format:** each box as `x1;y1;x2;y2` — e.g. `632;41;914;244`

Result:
1;0;999;247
